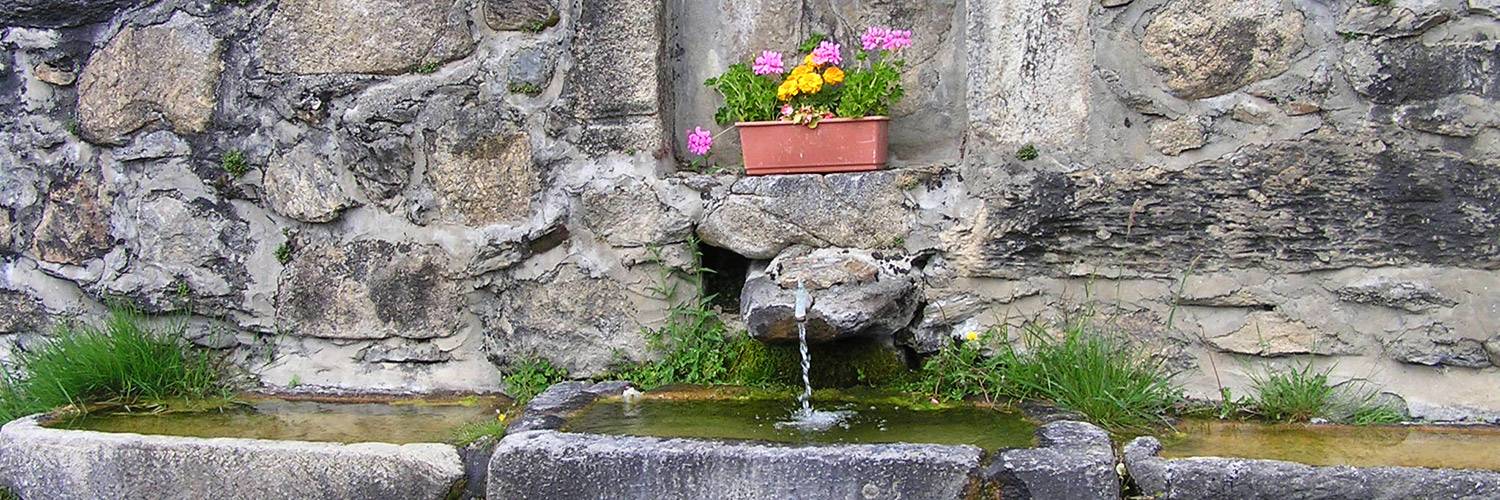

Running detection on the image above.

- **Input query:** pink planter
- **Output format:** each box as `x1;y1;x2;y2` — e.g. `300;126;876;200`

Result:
737;117;890;176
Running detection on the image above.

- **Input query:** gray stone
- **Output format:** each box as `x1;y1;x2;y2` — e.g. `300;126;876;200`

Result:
31;172;112;265
553;0;665;154
260;0;474;75
698;171;913;260
1393;95;1500;138
580;181;692;247
507;381;627;433
967;0;1093;147
483;0;557;31
1207;312;1343;357
1339;5;1450;38
1336;277;1456;313
0;0;146;27
1474;0;1500;17
362;340;452;363
1150;116;1209;156
0;416;465;500
1388;325;1492;369
264;132;358;223
32;61;74;86
77;13;223;144
276;240;464;340
507;46;555;92
1343;39;1498;105
0;209;11;250
987;421;1120;500
488;430;983;499
114;131;190;161
1125;436;1500;500
425;120;537;227
949;138;1500;277
743;248;921;345
479;265;640;376
101;194;251;312
0;289;45;334
1142;0;1305;99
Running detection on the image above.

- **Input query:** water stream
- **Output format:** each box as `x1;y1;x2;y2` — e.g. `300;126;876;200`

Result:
775;280;852;432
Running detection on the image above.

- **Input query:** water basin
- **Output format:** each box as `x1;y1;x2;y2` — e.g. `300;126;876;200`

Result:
1160;419;1500;471
45;394;508;444
562;389;1036;450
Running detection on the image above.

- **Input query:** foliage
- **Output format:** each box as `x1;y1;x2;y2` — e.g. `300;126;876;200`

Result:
1015;144;1039;161
700;27;911;132
0;304;229;422
415;61;440;74
613;239;746;388
704;64;780;126
909;321;1181;431
503;357;567;406
1246;363;1405;425
1247;363;1335;422
447;418;508;446
274;242;293;265
221;149;249;177
508;82;543;95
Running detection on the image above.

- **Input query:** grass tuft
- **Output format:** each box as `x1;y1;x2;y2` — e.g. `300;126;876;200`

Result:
1246;363;1406;425
447;418;508;446
221;149;249;178
910;321;1180;431
0;304;230;422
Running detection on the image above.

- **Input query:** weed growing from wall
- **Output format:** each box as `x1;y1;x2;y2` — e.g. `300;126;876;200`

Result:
503;357;567;406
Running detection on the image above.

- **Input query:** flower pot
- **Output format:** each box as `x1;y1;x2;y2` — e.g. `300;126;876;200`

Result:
736;117;890;176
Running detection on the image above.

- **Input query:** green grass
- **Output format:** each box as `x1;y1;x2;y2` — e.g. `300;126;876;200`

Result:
909;321;1180;431
1246;363;1405;425
220;150;249;177
274;242;293;265
415;61;440;74
447;418;508;446
1015;143;1039;161
508;82;543;95
503;357;567;406
0;305;230;422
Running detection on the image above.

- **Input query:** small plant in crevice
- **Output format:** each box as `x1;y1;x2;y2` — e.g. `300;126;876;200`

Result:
508;82;543;95
1015;143;1039;161
611;238;760;389
274;242;293;265
447;417;508;446
0;304;231;422
522;18;553;33
287;374;301;389
221;149;249;177
415;61;440;74
1367;0;1392;6
503;356;567;406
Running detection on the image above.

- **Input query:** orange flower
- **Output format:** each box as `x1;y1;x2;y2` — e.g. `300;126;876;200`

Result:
823;66;845;85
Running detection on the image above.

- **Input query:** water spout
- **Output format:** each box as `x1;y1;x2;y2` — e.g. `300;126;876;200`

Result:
793;279;811;321
774;280;852;432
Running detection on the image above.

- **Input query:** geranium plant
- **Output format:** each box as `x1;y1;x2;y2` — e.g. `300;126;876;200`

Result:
690;27;912;161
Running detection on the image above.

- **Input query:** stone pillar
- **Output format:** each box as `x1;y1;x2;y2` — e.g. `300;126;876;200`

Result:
965;0;1093;150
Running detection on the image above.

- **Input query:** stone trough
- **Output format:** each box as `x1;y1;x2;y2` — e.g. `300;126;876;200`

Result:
1125;436;1500;500
0;416;467;500
486;382;1121;500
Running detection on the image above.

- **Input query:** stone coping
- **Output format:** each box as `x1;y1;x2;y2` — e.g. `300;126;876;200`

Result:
0;415;465;500
1124;436;1500;500
490;381;1121;499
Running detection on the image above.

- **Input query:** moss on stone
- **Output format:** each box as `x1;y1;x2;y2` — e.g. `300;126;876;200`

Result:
730;338;910;388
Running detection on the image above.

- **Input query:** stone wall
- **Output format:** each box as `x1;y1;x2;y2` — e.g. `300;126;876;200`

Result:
1;0;1497;420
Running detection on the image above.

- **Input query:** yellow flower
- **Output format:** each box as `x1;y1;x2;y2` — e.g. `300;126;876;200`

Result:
796;72;823;94
823;66;845;85
790;64;813;77
777;79;799;101
803;54;817;67
496;412;508;422
964;331;981;342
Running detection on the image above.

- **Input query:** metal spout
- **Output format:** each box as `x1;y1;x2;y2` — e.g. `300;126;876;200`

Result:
793;278;811;321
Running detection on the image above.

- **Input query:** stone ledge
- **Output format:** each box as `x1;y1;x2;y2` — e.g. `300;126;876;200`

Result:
0;416;465;500
506;380;630;433
487;430;984;499
1124;436;1500;499
987;420;1121;500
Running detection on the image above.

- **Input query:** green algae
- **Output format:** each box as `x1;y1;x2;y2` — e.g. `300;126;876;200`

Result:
562;388;1036;450
47;395;509;445
1159;419;1500;471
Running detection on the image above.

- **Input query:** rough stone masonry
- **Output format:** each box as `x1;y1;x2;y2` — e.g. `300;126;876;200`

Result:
0;0;1497;421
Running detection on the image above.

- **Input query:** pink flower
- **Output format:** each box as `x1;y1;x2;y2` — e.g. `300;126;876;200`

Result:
686;127;713;156
861;26;891;51
752;50;785;76
811;41;842;66
781;104;794;117
884;29;912;51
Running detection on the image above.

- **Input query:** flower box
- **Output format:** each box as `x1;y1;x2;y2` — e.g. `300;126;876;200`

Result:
737;117;889;176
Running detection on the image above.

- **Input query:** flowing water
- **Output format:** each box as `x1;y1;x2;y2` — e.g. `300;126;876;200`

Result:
773;281;853;431
564;391;1036;449
1159;419;1500;471
47;395;508;444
